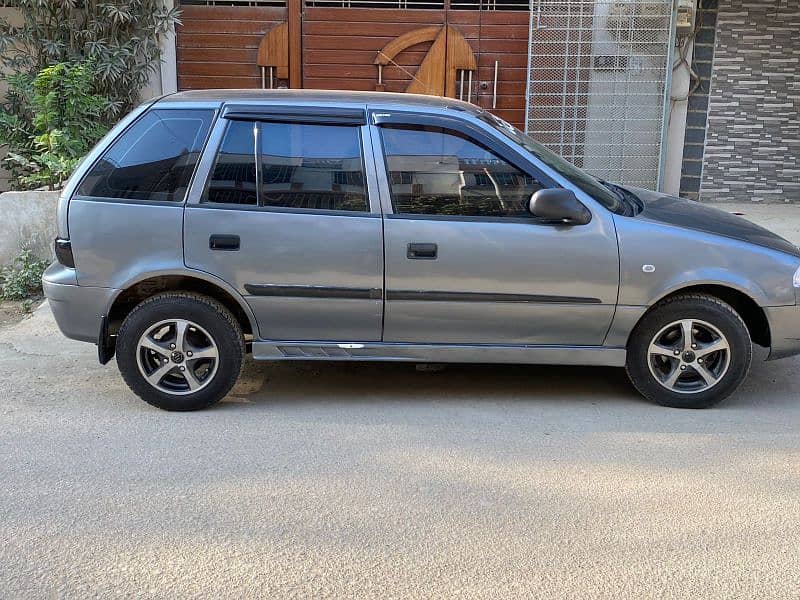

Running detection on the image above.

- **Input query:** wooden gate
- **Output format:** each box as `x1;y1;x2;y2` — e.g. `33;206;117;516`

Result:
175;2;542;128
302;9;448;94
301;5;530;127
175;4;288;89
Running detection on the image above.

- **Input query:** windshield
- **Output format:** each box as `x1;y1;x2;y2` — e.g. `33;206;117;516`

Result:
477;111;627;215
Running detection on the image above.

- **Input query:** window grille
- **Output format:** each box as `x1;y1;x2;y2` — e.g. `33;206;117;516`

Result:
525;0;675;190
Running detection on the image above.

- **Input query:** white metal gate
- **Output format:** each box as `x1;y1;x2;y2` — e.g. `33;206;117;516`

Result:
525;0;676;190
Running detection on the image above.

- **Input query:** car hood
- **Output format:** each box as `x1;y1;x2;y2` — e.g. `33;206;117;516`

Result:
626;187;800;258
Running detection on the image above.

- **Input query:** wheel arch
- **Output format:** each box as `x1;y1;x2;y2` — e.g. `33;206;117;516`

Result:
643;284;770;349
103;270;256;362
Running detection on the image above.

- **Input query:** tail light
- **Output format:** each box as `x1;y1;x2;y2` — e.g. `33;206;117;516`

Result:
54;238;75;268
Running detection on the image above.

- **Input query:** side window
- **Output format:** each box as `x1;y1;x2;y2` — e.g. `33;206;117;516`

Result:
204;120;368;212
77;109;213;202
205;120;258;206
260;122;367;212
380;126;545;218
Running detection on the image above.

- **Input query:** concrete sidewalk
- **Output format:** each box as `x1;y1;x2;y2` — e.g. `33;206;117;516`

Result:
714;203;800;244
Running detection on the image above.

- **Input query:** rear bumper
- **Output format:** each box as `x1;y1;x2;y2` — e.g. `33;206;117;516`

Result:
42;263;117;344
765;304;800;360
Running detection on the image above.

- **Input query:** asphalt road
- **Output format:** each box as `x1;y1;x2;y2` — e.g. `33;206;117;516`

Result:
1;205;799;598
2;304;800;598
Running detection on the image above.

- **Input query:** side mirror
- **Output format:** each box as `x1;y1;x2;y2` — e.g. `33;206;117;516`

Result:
527;188;591;225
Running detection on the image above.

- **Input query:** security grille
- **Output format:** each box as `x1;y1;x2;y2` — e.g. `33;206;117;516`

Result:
525;0;676;190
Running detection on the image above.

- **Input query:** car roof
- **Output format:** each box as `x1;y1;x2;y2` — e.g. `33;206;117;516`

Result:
154;88;482;114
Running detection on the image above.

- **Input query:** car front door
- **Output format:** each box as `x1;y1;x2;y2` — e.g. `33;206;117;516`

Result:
370;111;619;346
184;105;384;342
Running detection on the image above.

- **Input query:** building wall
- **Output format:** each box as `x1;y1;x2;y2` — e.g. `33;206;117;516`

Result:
699;0;800;203
678;0;716;201
0;7;22;193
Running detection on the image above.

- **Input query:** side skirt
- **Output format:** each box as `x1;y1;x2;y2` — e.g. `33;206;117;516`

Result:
252;341;626;367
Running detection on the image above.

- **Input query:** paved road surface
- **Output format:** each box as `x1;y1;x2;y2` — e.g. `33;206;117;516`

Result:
1;205;799;598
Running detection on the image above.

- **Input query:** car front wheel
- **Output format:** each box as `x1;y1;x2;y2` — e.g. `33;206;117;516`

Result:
116;292;244;411
626;293;752;409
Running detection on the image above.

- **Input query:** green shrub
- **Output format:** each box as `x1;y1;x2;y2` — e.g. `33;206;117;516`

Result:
0;1;180;123
0;1;181;189
0;62;110;190
0;249;50;301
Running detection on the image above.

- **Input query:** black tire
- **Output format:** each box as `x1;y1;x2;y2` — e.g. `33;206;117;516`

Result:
625;293;752;409
116;292;244;411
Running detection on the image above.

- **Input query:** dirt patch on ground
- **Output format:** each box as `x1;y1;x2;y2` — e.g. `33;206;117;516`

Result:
0;298;39;330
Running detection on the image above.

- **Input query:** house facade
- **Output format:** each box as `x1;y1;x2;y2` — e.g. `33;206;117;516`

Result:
3;0;798;203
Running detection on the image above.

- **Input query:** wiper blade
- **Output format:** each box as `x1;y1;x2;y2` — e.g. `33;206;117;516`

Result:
599;180;641;215
598;179;623;198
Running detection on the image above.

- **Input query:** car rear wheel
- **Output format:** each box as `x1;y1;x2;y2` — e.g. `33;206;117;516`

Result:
626;293;752;408
116;292;244;411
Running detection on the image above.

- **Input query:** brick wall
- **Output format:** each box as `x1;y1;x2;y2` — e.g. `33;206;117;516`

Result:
679;0;717;201
699;0;800;203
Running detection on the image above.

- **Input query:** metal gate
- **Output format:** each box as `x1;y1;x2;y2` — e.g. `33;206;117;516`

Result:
525;0;676;190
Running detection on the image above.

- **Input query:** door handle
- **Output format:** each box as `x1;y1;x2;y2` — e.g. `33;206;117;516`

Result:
407;243;437;260
209;234;240;251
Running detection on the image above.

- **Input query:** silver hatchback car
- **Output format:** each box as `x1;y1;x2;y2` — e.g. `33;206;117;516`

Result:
43;90;800;411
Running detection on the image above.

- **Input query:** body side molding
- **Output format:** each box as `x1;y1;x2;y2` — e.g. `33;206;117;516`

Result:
244;284;382;300
244;285;602;304
386;290;603;304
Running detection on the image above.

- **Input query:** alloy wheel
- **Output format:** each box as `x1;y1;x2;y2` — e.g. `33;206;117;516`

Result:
136;319;219;395
647;318;731;394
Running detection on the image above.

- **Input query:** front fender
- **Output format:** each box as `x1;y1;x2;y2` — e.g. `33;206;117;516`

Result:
650;270;771;307
615;216;797;308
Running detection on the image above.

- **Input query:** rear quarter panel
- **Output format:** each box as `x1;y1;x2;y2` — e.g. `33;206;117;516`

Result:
69;200;185;288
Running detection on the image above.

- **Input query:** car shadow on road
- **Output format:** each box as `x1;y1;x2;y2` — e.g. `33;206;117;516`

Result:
221;347;799;412
225;359;647;408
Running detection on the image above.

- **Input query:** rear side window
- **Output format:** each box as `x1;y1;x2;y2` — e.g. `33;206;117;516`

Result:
77;109;214;202
203;120;368;212
205;120;258;206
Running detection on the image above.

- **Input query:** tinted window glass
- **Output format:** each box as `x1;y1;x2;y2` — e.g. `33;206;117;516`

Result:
477;110;626;214
381;126;545;218
260;122;367;212
77;109;213;202
205;120;258;206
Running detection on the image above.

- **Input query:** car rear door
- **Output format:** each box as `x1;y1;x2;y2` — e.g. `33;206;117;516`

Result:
184;105;384;342
370;110;619;346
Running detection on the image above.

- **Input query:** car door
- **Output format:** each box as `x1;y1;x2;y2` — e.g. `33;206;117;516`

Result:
370;110;619;346
184;105;384;342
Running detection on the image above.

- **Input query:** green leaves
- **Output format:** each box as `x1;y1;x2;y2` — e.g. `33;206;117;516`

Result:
0;1;180;190
0;62;111;190
99;2;135;25
0;0;180;123
0;248;50;301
